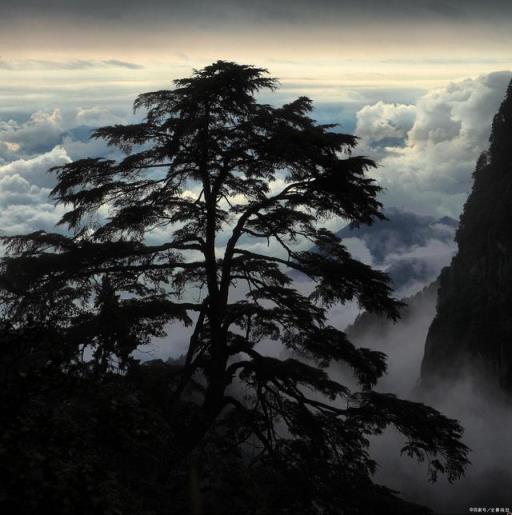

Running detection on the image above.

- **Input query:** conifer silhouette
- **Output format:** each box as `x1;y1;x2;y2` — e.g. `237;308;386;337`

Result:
0;61;468;514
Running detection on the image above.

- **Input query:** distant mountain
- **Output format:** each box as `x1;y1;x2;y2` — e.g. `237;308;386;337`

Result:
336;207;457;295
421;79;512;391
337;208;457;262
292;207;457;296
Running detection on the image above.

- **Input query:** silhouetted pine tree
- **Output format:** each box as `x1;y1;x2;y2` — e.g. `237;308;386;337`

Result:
0;61;468;514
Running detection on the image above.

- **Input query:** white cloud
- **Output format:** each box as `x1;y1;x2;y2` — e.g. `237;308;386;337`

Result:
0;109;65;160
0;174;49;206
356;101;416;144
0;145;71;188
0;105;134;163
61;135;113;161
0;203;66;235
75;106;126;126
0;146;73;234
355;71;512;217
0;104;130;234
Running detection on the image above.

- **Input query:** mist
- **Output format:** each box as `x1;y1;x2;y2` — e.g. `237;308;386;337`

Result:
347;282;512;514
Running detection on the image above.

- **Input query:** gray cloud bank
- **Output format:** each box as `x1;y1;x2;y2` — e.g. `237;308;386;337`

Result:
2;0;512;25
0;59;144;71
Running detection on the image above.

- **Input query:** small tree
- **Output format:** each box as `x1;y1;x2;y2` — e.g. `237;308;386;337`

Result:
0;61;468;514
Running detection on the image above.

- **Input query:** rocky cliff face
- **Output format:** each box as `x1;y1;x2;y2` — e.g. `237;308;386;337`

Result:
421;80;512;391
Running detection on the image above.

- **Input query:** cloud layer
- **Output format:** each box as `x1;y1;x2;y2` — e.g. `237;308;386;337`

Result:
356;71;512;217
0;105;130;235
0;59;144;71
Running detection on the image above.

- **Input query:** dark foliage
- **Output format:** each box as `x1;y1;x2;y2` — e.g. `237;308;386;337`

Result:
0;61;468;514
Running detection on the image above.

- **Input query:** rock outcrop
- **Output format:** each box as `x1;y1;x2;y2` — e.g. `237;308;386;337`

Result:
421;80;512;391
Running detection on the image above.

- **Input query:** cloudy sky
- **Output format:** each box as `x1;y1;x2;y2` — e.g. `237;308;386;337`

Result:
0;0;511;237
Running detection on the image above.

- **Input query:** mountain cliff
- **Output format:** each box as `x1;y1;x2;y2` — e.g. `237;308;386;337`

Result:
421;79;512;391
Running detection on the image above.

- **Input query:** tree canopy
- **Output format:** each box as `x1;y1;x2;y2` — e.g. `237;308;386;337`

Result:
0;61;468;514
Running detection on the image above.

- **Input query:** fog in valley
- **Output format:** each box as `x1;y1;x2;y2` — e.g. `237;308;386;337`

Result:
347;283;512;514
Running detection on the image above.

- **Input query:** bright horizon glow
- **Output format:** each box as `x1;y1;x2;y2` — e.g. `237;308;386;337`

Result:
1;57;511;111
1;1;512;98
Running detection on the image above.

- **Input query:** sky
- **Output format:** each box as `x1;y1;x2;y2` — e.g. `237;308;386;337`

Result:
2;1;512;66
0;1;511;239
3;0;512;101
